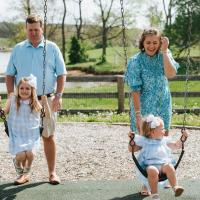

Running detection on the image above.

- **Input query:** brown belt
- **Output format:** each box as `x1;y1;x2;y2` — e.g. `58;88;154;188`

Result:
37;93;54;100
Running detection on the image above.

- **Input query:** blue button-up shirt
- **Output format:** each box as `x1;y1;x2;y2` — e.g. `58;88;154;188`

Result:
6;39;67;95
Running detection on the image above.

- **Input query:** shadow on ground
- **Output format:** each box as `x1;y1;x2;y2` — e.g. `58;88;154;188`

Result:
109;192;147;200
0;182;46;200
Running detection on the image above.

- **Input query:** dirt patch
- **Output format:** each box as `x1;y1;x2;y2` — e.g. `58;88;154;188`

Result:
67;70;94;76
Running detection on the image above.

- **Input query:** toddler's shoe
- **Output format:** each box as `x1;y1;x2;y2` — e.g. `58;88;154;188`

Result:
174;186;184;197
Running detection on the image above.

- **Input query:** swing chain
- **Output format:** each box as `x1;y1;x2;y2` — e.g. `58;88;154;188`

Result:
129;132;136;147
120;0;128;67
41;0;48;125
43;0;47;96
182;3;193;128
0;107;6;120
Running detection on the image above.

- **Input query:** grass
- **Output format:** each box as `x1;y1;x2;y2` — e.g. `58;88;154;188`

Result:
57;112;200;127
64;81;200;93
169;81;200;92
61;97;200;110
67;46;200;75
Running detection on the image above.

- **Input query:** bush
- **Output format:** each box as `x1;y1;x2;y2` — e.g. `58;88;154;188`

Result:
176;57;200;75
68;36;88;64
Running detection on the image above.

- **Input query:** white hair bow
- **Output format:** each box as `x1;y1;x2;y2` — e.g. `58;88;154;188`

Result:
146;114;160;129
26;74;37;89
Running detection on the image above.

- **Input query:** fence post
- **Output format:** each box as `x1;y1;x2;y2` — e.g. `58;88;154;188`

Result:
117;75;125;113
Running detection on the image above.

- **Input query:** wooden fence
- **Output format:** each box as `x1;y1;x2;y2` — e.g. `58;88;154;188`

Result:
0;75;200;115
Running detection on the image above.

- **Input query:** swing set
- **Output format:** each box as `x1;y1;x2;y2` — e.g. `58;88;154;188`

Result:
119;0;191;182
0;0;193;183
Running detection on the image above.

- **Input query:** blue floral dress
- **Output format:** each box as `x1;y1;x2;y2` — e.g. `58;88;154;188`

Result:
125;51;179;133
7;96;40;155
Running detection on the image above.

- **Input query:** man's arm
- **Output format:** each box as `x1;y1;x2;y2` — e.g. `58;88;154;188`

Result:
5;75;15;95
55;75;66;95
52;74;66;112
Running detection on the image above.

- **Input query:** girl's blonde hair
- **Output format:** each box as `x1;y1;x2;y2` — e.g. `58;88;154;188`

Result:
139;28;162;52
142;115;162;138
16;78;41;112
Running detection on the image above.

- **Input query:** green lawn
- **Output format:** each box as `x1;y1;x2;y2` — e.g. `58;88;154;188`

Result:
169;81;200;92
64;81;200;93
66;45;200;75
58;112;200;127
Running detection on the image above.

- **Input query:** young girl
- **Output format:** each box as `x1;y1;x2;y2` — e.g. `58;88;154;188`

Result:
2;74;50;185
128;114;188;200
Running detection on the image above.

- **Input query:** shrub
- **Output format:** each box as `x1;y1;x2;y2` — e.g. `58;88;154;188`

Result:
68;36;88;64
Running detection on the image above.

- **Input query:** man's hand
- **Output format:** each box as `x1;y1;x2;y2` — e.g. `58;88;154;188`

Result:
52;96;62;112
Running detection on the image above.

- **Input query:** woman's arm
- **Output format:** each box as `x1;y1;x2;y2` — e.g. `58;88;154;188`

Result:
161;37;177;78
132;92;142;134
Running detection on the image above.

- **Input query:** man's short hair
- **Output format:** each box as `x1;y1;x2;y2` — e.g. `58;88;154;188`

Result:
26;14;43;27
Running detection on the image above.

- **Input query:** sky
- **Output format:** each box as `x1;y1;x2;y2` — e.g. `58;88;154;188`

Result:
0;0;167;29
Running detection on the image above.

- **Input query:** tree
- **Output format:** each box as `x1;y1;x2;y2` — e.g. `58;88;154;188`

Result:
73;0;83;40
68;36;88;64
92;0;135;63
163;0;200;55
162;0;176;27
62;0;67;62
146;4;164;28
94;0;114;62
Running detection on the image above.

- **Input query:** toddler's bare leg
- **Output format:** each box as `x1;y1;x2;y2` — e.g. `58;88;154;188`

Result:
147;166;159;194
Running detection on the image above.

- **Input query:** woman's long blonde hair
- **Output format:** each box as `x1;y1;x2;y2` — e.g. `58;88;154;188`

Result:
16;78;41;112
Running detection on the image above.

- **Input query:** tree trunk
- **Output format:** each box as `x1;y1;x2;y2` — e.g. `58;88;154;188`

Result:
102;20;107;62
27;0;31;14
77;0;83;40
62;0;66;62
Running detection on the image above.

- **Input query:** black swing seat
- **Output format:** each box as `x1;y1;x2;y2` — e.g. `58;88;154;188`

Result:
131;150;185;182
0;108;9;137
130;133;186;182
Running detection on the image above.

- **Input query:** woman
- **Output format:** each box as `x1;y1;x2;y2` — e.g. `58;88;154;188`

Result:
125;28;179;195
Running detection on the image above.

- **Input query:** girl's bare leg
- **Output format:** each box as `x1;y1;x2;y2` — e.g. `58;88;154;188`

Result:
162;164;176;187
147;166;159;194
14;152;26;175
25;151;34;169
162;164;184;197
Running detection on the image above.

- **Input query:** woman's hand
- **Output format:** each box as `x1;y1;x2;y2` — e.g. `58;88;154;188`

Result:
181;129;188;142
161;37;169;52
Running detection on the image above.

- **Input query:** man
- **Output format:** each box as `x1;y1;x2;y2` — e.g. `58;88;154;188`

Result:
6;14;67;185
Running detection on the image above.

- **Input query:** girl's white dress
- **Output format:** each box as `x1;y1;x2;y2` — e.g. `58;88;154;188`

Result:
134;134;175;189
7;96;40;155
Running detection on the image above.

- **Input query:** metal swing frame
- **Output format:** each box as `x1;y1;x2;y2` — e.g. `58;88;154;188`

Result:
119;0;191;182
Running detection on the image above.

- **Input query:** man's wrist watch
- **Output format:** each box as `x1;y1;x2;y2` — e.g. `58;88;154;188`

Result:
55;93;63;98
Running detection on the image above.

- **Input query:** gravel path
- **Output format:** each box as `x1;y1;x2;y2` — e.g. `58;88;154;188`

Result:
0;123;199;182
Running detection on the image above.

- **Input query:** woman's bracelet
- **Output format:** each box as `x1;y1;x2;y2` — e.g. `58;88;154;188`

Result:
135;111;141;116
